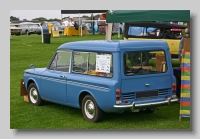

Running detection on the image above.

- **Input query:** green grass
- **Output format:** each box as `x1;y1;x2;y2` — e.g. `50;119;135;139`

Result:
10;34;190;130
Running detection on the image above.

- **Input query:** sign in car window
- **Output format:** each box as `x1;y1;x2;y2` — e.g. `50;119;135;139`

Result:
96;55;111;73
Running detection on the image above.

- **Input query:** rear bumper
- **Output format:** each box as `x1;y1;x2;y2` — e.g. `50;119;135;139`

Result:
113;97;179;110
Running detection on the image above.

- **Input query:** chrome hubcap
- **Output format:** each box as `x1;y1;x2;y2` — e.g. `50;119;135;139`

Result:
84;100;95;119
29;87;38;104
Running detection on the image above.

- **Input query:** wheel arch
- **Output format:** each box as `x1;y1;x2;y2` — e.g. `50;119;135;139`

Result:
26;78;40;93
79;91;96;108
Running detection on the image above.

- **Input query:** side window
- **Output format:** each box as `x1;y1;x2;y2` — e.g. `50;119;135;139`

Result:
72;51;113;78
49;50;71;72
124;50;168;76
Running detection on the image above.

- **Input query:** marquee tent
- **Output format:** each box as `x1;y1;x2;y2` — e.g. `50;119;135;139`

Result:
106;10;190;23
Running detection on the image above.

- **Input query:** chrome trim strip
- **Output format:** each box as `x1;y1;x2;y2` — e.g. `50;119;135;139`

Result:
114;103;134;108
170;98;179;102
41;76;66;83
25;73;66;83
67;81;109;91
113;98;178;109
25;73;109;90
135;100;169;107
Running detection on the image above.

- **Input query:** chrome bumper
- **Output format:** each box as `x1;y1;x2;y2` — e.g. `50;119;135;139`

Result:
113;98;179;110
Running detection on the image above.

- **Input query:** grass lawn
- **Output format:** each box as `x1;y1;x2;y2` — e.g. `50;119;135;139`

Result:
10;34;190;129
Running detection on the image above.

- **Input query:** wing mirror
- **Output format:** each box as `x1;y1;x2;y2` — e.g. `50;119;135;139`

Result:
30;64;35;69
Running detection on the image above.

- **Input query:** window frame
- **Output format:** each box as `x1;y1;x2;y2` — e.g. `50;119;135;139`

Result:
48;50;71;73
123;50;168;76
72;51;113;78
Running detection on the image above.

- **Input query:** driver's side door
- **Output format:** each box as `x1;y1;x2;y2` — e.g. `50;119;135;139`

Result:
40;50;71;103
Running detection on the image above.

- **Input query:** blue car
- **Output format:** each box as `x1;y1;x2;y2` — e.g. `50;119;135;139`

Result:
20;40;178;122
42;21;64;33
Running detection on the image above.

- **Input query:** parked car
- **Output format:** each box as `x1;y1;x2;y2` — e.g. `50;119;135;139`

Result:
42;21;64;33
10;25;22;35
17;22;41;35
123;22;187;65
20;40;178;122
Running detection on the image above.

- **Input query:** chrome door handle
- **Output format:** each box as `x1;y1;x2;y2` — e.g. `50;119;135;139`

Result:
60;75;66;78
146;84;150;86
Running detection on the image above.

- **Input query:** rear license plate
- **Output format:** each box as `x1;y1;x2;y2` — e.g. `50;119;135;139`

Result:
136;90;158;99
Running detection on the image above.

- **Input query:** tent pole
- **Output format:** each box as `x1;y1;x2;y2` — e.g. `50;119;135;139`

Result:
79;13;82;36
106;23;113;40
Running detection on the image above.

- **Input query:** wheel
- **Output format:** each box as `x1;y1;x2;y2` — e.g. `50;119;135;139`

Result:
129;52;149;66
82;95;104;122
28;83;43;106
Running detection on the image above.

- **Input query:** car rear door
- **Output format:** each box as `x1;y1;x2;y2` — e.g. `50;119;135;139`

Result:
120;48;173;104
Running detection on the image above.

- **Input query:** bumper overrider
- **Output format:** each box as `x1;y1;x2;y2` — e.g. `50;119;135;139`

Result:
113;97;179;110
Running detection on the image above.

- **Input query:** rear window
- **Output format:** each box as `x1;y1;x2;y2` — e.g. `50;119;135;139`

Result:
124;50;168;76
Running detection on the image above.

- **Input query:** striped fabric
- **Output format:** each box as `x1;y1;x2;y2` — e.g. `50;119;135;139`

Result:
180;51;190;118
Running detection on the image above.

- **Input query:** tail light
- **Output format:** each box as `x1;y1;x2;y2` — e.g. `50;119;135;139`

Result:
116;89;121;99
116;89;121;104
172;83;176;93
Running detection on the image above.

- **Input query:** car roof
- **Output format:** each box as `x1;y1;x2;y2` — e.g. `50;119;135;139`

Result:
57;40;168;52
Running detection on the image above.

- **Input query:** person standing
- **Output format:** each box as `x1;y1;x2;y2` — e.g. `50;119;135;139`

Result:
90;14;95;35
62;18;69;28
69;18;74;27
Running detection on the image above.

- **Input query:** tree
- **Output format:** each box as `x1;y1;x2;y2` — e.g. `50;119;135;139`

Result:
94;14;101;19
49;18;60;21
32;17;47;21
10;16;19;21
82;15;89;18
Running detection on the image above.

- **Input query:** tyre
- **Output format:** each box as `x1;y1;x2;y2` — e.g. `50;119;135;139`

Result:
28;83;43;106
82;95;104;122
129;52;149;66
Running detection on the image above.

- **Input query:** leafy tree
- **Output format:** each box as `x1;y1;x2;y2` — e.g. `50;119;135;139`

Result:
32;17;47;21
49;18;60;20
94;14;101;19
82;15;89;18
10;16;19;21
62;16;70;20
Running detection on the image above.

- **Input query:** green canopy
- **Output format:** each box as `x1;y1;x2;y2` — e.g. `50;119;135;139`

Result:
106;10;190;23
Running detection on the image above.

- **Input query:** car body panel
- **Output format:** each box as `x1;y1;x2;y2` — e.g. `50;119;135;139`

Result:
10;25;22;35
16;23;41;35
22;40;178;114
42;21;64;33
124;37;181;55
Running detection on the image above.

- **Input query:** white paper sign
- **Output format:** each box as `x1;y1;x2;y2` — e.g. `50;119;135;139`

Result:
96;55;111;73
